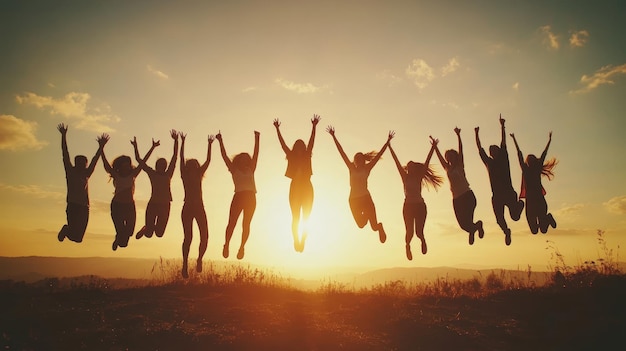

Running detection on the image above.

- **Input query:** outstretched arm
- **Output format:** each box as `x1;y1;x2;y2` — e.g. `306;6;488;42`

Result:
252;130;260;171
388;143;406;178
215;131;232;170
200;135;214;173
101;146;113;175
273;119;290;155
134;138;159;177
326;126;352;169
475;127;489;163
57;123;71;170
307;114;320;153
179;132;186;176
429;136;447;169
87;134;108;177
131;137;145;170
499;114;507;149
510;133;524;168
166;129;179;177
368;130;395;169
454;127;464;164
540;132;552;163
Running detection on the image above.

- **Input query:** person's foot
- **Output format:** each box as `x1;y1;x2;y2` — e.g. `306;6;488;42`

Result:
476;220;484;239
378;224;387;243
136;226;146;239
112;240;118;251
58;225;68;242
513;200;524;220
237;247;245;260
222;244;229;259
196;259;202;273
421;238;428;255
469;232;475;245
548;214;557;228
181;263;189;279
504;228;512;246
405;244;413;261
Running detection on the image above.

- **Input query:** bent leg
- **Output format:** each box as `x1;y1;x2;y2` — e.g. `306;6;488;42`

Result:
154;203;171;237
349;196;369;228
238;192;257;259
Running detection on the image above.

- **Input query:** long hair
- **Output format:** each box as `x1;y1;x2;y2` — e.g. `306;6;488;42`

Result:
405;162;443;190
232;153;252;171
541;157;558;180
112;155;134;176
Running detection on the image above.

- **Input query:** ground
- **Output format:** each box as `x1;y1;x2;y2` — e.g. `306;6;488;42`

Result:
1;276;625;350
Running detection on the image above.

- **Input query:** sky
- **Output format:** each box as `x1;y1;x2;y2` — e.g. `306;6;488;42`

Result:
1;0;625;279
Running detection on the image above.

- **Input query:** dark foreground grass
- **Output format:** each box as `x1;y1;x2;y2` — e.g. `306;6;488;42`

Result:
1;272;625;350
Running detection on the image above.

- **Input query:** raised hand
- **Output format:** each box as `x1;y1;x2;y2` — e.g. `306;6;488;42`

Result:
215;131;222;141
509;133;516;140
474;126;479;133
180;132;186;142
152;138;160;148
170;129;178;140
311;114;321;126
326;125;335;136
97;133;110;147
387;130;395;141
254;130;260;138
57;123;68;134
429;136;439;146
130;136;138;147
499;114;505;125
208;135;215;144
454;127;461;135
548;131;552;140
273;118;281;128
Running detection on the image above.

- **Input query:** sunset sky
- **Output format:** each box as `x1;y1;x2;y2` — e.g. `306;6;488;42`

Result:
1;0;625;278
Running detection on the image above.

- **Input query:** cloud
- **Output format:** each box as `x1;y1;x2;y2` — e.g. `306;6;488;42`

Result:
604;195;626;215
242;86;258;93
16;92;120;132
0;115;48;151
147;65;169;80
0;182;64;200
570;63;626;94
275;78;323;94
539;25;559;50
405;59;435;90
554;203;584;216
441;57;460;77
512;82;520;91
377;70;403;86
569;30;589;48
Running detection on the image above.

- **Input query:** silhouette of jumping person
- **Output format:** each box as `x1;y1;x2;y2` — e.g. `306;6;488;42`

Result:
102;137;156;250
133;130;179;239
216;130;260;260
273;115;320;252
327;126;394;243
57;123;107;243
475;115;524;245
431;128;484;245
510;132;557;234
179;132;214;278
388;139;442;260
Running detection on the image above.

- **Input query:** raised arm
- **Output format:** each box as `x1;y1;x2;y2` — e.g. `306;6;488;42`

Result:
166;129;179;177
131;137;146;170
134;138;159;177
57;123;71;170
200;134;214;173
87;133;108;177
215;131;232;170
388;143;406;178
306;114;320;153
326;126;352;169
368;130;395;169
454;127;463;163
499;114;507;149
540;132;552;163
509;133;524;168
475;127;489;163
429;136;447;169
179;132;186;176
101;143;113;175
273;119;290;155
252;130;260;171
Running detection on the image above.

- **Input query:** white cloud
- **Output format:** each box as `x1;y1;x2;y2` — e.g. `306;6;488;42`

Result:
275;78;323;94
555;203;584;216
147;65;169;80
604;195;626;215
441;57;460;77
377;70;403;86
16;92;120;132
569;30;589;48
242;86;258;93
0;182;63;200
570;63;626;94
405;59;435;90
539;25;559;50
512;82;520;91
0;115;47;151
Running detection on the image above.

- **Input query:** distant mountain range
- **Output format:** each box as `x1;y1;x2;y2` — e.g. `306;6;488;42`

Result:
0;256;577;289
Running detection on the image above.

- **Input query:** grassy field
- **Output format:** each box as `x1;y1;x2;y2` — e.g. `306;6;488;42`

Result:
1;231;624;350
